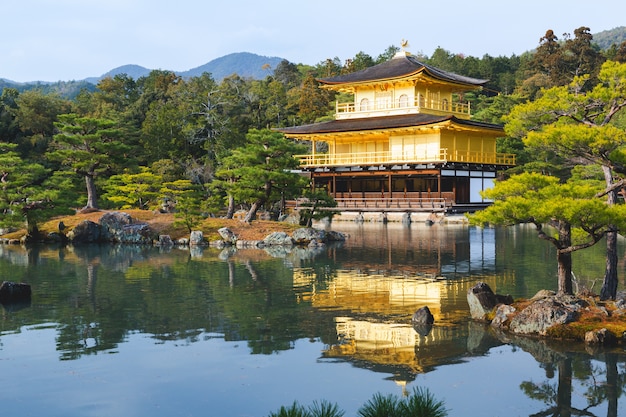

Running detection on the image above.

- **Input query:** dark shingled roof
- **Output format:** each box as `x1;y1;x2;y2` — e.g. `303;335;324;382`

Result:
277;114;503;135
317;54;488;87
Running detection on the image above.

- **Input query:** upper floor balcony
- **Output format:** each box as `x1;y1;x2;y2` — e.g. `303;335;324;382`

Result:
295;149;516;168
335;94;471;120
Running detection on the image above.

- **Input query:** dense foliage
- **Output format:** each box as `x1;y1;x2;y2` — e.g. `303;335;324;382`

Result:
2;25;626;237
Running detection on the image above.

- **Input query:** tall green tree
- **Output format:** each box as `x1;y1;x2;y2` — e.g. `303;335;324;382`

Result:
273;59;302;90
103;167;163;210
298;74;333;124
181;73;227;168
505;60;626;299
0;88;20;145
13;90;71;160
376;45;400;63
0;142;70;238
470;172;626;295
49;114;129;210
525;27;605;96
214;129;307;223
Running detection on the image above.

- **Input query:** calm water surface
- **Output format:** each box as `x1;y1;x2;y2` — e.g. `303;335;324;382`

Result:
0;223;625;417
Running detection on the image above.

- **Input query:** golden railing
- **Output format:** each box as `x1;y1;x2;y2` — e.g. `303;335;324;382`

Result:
295;149;516;167
288;197;448;212
335;97;470;118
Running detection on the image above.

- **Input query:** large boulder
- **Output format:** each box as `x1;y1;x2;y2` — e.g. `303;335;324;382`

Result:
263;232;294;246
509;297;580;336
467;282;498;321
0;281;32;303
585;328;618;346
218;227;238;245
68;220;102;243
99;211;132;240
156;235;174;247
291;228;326;245
116;223;154;244
490;304;517;329
98;211;153;244
325;230;346;242
467;282;514;321
189;230;206;246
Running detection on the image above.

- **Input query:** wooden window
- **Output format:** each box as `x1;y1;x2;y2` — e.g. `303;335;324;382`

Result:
398;94;409;108
418;93;425;108
359;98;370;111
376;92;391;109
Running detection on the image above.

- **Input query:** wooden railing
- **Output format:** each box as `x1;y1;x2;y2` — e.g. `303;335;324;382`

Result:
294;149;516;167
288;197;448;212
335;96;470;119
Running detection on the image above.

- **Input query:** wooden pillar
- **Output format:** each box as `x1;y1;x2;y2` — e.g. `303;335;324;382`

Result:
388;173;392;199
438;171;442;199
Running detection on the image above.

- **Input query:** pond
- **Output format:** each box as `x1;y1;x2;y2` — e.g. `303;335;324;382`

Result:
0;222;625;417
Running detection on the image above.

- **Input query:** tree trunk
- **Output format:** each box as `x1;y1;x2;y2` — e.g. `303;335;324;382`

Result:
85;175;98;209
606;353;618;417
556;358;573;417
243;200;262;223
556;249;573;296
600;166;619;300
225;194;235;219
556;222;573;296
601;229;619;300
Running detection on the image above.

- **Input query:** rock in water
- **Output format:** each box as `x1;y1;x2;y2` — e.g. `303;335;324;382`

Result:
467;282;498;321
509;297;579;336
412;306;435;336
0;281;32;302
189;230;206;246
262;232;294;246
412;306;435;325
67;220;102;243
291;228;326;245
218;227;238;245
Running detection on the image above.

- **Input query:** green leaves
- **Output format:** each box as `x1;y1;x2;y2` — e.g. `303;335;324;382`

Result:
0;142;69;230
213;129;308;221
264;387;447;417
357;387;448;417
473;173;610;230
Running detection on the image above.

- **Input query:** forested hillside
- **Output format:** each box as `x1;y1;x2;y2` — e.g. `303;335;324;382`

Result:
0;52;285;98
2;25;626;241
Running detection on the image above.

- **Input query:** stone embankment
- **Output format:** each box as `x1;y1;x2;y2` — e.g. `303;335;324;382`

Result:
467;282;626;348
0;211;346;249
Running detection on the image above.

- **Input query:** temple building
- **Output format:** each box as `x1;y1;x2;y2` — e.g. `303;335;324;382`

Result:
278;46;514;213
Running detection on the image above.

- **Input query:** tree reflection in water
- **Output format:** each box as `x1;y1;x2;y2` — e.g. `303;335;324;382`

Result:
518;340;626;417
0;223;624;416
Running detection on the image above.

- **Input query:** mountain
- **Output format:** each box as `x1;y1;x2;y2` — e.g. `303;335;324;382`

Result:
178;52;283;80
84;64;152;84
3;28;626;98
0;78;96;99
0;52;285;97
82;52;284;85
591;26;626;50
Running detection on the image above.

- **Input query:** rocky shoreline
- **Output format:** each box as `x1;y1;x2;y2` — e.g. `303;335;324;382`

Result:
467;282;626;348
0;210;346;249
3;211;625;348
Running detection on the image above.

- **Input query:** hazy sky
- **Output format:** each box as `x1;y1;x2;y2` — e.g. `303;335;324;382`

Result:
2;0;625;82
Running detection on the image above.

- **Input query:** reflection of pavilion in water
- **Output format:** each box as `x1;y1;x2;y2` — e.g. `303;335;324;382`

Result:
322;223;496;279
293;224;501;382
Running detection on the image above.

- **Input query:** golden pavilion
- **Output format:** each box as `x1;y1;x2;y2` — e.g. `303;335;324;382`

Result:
278;46;515;213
